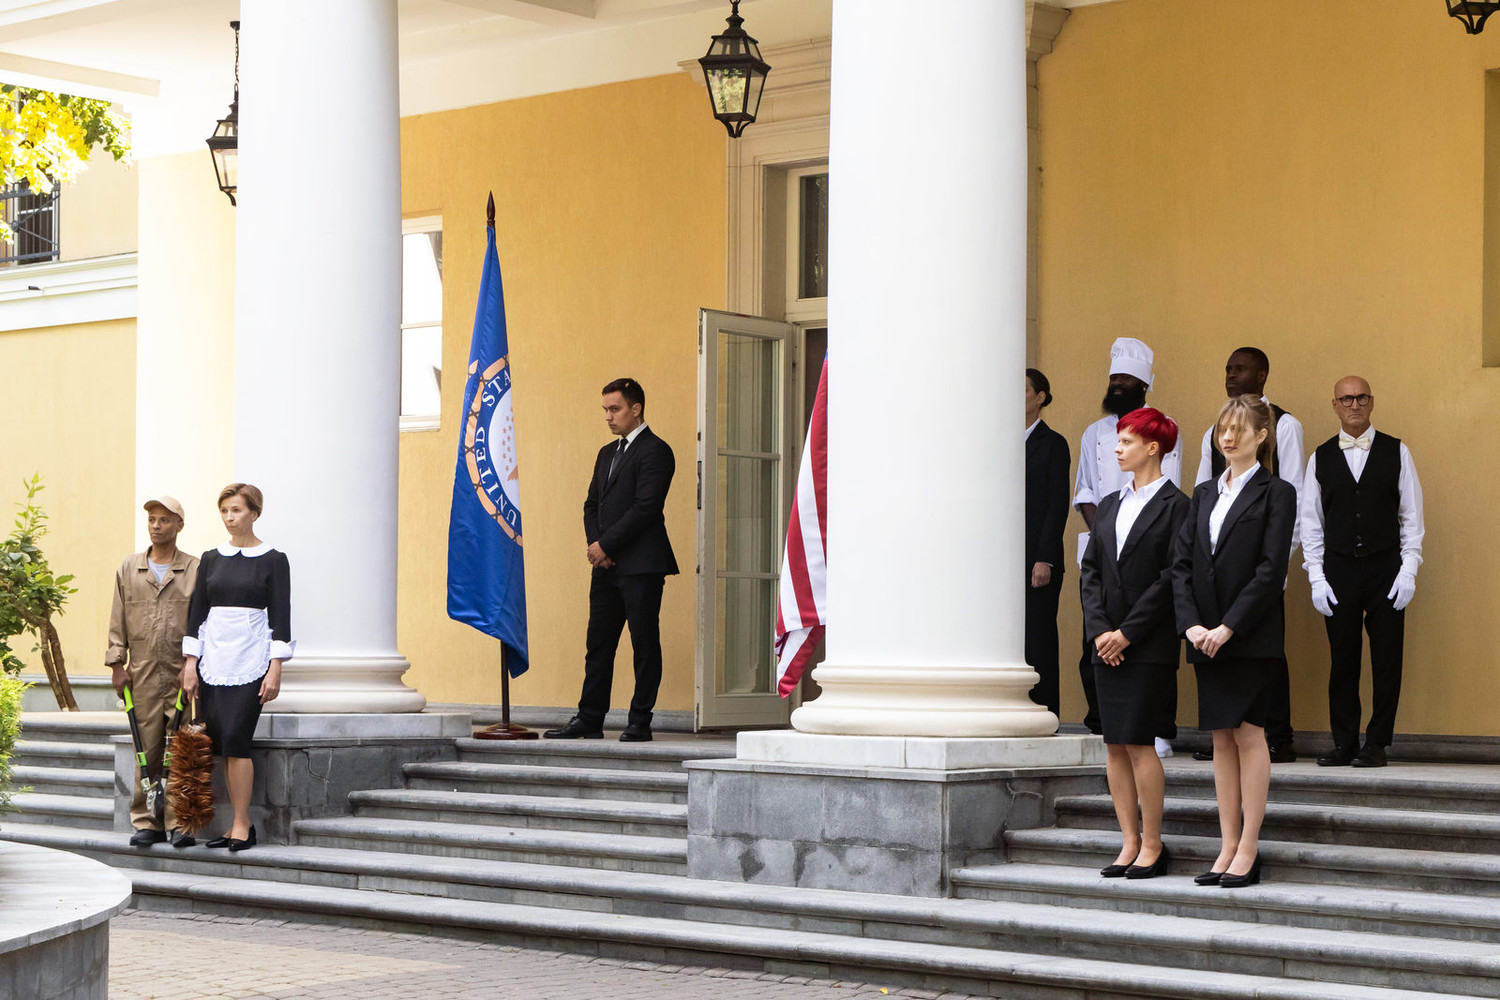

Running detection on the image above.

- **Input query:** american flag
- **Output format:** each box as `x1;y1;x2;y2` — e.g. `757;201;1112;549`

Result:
774;354;828;697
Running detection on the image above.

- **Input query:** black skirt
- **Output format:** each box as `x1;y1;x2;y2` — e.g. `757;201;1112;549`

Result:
1195;656;1275;731
200;677;264;757
1094;659;1177;746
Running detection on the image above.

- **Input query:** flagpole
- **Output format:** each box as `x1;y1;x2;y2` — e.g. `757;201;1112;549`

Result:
476;644;537;740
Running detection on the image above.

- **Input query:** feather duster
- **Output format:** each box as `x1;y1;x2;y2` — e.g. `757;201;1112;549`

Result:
166;701;215;834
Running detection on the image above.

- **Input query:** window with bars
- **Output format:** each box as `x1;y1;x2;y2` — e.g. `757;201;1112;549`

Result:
0;182;59;266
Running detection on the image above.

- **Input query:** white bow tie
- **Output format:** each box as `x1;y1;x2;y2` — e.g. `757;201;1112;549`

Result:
1339;432;1371;451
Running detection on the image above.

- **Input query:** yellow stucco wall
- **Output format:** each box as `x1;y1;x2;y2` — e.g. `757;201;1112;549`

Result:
1038;0;1497;737
0;319;135;685
397;73;726;709
60;155;138;262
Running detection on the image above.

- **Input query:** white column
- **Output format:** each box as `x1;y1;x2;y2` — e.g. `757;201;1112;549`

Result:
791;0;1056;737
233;0;423;713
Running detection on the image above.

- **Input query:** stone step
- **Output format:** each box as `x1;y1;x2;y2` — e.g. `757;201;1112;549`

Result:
950;861;1500;944
17;712;128;745
115;870;1480;1000
8;765;114;798
1055;793;1500;853
3;792;114;830
1004;826;1500;896
1160;759;1500;813
291;815;689;875
347;788;687;837
5;823;1490;997
455;736;736;773
403;760;688;803
11;739;114;770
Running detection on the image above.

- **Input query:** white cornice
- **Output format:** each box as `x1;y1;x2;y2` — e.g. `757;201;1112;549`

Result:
0;251;137;332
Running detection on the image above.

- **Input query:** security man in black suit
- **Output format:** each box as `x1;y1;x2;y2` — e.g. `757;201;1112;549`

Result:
1024;369;1071;716
545;378;678;743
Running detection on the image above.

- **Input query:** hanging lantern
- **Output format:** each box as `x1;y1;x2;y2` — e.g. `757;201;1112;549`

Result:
1447;0;1500;34
698;1;771;138
206;20;239;205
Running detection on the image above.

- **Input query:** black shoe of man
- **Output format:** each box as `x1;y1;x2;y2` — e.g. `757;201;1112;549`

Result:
1268;743;1298;764
1191;749;1213;761
1317;745;1358;767
619;724;653;743
1351;744;1388;768
542;717;604;740
168;829;196;848
129;828;166;848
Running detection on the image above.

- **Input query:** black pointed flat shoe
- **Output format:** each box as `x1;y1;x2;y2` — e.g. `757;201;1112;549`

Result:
1125;845;1171;880
1219;855;1262;888
1100;857;1137;878
228;825;257;852
1193;870;1225;886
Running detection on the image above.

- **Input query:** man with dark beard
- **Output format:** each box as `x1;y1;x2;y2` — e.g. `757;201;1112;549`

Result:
1073;338;1183;752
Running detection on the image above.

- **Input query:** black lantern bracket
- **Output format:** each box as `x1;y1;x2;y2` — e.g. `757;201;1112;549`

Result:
1448;0;1500;34
698;1;772;138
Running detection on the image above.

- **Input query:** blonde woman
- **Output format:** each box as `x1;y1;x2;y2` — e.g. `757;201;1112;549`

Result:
180;483;294;852
1171;396;1296;888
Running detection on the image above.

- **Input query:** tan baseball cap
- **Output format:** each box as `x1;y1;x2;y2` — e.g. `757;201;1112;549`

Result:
142;496;186;521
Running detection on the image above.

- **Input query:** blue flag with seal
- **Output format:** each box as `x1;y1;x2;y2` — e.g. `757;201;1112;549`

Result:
447;204;528;676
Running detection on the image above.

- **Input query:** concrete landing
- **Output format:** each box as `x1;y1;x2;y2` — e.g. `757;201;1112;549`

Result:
0;840;130;999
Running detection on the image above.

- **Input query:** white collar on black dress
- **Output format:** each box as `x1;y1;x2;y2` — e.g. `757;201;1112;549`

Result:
217;542;272;557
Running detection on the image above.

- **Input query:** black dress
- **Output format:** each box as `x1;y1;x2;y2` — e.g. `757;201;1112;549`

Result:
1079;480;1189;745
183;543;294;757
1171;467;1296;731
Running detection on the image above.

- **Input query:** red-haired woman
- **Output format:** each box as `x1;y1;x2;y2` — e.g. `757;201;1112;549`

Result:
1079;407;1189;880
1172;396;1297;888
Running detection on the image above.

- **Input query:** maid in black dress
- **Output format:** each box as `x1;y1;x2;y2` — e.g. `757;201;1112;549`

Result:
1079;407;1189;880
1171;396;1296;888
180;483;293;853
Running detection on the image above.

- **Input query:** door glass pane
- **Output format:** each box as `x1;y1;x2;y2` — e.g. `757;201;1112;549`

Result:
798;173;829;299
717;333;779;453
716;576;775;694
716;455;777;574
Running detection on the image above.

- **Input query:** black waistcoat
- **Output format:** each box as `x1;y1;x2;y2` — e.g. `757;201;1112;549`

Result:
1210;403;1287;480
1315;431;1401;559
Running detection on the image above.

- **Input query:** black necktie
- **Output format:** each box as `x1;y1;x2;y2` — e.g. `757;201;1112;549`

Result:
608;438;626;479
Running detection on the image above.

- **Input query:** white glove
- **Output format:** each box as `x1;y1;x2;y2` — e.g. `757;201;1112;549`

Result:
1310;580;1338;617
1387;572;1417;611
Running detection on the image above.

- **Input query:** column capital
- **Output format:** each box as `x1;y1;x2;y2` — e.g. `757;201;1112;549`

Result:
1027;2;1070;62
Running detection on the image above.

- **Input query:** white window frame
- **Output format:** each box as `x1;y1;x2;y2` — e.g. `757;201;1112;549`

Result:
400;214;443;433
783;165;828;326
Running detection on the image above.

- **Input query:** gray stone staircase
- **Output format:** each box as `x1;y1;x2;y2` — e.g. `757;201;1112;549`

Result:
3;713;122;832
4;716;1499;998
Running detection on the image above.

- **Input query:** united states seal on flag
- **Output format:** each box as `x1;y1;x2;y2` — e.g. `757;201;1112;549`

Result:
774;353;828;697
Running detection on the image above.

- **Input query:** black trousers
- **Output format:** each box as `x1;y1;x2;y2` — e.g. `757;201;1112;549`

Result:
579;569;665;730
1323;551;1405;749
1025;570;1063;716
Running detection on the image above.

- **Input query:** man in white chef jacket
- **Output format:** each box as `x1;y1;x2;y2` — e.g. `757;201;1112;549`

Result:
1073;337;1183;755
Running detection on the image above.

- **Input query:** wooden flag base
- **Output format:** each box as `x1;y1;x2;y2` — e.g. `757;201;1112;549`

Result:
472;644;538;740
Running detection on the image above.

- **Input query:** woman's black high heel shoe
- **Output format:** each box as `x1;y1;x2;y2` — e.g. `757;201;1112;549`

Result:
1219;855;1262;888
1100;855;1138;878
228;825;257;853
1193;869;1225;886
1125;845;1171;880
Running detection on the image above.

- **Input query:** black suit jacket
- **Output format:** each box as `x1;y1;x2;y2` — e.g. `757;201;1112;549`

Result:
1025;420;1071;571
583;426;679;577
1171;467;1296;663
1079;480;1189;666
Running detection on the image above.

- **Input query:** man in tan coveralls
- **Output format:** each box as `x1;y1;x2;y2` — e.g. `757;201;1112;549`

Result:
106;496;198;847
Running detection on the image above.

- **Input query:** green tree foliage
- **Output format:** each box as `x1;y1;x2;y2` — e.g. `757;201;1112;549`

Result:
0;673;27;815
0;84;130;242
0;476;78;709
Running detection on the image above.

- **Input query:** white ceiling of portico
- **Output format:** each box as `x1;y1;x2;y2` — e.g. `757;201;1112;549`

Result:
0;0;832;157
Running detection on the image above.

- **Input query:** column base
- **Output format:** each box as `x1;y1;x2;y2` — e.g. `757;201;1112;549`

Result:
790;664;1059;737
273;655;426;714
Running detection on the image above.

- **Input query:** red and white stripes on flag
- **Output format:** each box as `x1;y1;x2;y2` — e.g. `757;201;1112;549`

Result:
775;354;828;698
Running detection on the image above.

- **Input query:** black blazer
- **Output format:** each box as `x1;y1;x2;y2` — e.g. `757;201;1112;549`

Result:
1171;467;1296;663
1025;420;1071;571
1079;481;1189;666
583;426;679;577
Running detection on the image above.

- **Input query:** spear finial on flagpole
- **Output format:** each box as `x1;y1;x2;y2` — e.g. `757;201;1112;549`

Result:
486;191;495;229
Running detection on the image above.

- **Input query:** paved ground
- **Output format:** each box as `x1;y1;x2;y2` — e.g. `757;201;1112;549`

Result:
110;910;987;1000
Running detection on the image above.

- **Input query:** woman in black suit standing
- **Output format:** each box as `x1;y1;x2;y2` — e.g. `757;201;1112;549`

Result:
1024;369;1071;717
1172;395;1297;888
1080;407;1189;879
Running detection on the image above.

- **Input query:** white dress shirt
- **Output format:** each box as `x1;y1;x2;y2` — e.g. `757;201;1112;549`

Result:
1073;413;1184;566
1195;397;1304;550
1300;425;1424;584
1209;464;1264;554
1114;475;1171;558
1025;418;1041;441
